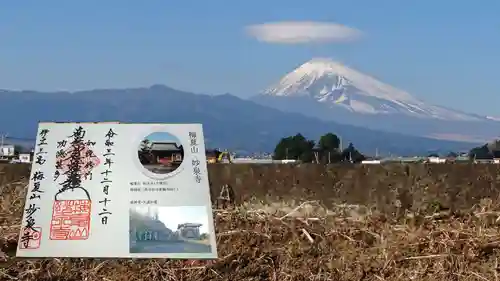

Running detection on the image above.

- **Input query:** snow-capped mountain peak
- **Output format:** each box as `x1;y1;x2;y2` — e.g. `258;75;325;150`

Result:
262;58;483;121
264;58;417;102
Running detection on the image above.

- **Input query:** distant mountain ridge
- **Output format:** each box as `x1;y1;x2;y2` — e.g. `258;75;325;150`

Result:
0;84;478;155
254;58;499;143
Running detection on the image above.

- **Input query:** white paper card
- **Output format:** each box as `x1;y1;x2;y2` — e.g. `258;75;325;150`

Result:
16;122;218;259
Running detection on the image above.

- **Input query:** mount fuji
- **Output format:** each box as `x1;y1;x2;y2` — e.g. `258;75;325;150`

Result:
252;58;500;143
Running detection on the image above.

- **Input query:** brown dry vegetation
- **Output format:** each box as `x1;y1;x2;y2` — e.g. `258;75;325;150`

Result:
1;164;500;280
208;163;500;215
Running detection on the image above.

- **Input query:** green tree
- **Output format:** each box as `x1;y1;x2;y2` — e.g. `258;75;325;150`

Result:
273;133;315;162
318;133;340;152
138;139;153;164
13;145;24;156
341;143;366;163
469;144;493;160
140;139;151;153
273;137;291;160
300;139;315;163
318;133;341;163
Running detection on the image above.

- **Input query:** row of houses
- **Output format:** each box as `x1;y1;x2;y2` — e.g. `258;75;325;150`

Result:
1;142;283;165
15;141;494;166
361;154;500;164
0;144;33;164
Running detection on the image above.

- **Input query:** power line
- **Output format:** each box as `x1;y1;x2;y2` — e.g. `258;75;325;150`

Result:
5;136;36;141
0;133;36;142
0;133;36;152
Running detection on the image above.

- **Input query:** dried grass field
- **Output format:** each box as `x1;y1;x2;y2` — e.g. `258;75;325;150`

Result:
1;164;500;281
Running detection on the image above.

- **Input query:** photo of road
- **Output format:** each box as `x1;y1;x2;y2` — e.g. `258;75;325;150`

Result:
129;206;213;255
130;240;211;253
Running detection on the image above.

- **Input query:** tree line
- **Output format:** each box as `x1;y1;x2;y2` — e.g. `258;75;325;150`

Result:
469;140;500;160
273;133;500;163
272;133;366;163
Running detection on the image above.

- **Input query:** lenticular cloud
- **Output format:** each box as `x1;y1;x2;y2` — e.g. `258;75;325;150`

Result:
245;21;362;44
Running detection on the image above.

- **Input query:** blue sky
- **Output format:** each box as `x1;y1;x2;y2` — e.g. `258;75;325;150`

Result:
1;1;499;115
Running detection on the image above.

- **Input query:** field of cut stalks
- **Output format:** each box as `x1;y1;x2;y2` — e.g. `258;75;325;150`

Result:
1;166;500;281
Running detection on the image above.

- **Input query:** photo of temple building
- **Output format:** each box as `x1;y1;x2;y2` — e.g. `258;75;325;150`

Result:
137;132;184;174
177;223;203;239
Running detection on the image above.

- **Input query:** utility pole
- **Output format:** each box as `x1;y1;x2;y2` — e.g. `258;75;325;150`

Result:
0;133;6;158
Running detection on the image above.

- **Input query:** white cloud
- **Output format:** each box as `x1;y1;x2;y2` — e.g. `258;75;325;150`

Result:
245;21;362;44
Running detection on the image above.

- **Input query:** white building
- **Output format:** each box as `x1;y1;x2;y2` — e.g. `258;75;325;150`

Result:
361;160;382;164
177;223;202;240
427;156;447;163
18;153;32;163
0;145;15;157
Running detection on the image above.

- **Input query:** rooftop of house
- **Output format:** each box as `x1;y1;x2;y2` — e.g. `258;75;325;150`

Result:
178;223;202;228
0;144;15;148
150;142;182;151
